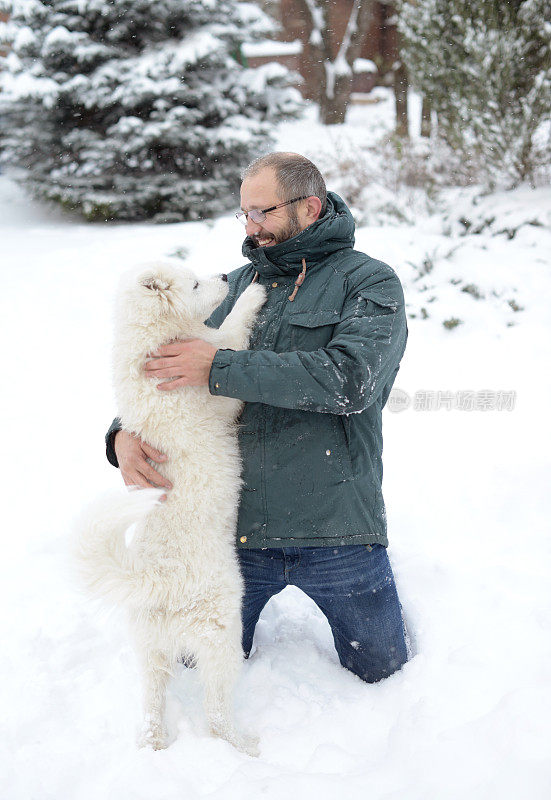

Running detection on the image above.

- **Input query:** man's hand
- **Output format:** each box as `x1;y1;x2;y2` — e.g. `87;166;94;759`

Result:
114;430;172;493
144;339;218;390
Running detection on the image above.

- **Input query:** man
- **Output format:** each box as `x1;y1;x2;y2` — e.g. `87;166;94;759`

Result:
106;152;409;683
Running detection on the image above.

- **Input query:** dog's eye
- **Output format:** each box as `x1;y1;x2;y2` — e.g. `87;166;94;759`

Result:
193;281;199;290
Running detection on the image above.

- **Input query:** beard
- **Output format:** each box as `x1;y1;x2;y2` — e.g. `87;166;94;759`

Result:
252;206;302;247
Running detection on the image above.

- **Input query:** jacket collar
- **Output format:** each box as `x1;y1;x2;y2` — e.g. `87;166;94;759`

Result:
241;192;355;278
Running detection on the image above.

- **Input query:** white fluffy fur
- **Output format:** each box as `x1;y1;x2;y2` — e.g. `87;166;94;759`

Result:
74;262;266;755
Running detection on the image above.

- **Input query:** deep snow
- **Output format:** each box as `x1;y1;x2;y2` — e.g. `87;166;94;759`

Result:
1;96;550;799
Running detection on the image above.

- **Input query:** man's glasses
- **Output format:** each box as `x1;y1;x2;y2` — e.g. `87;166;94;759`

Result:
235;196;308;226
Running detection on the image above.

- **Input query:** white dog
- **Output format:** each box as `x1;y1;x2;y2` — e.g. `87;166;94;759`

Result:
74;262;266;755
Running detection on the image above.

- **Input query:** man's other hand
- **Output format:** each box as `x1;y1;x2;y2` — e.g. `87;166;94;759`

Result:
144;339;217;390
114;430;172;493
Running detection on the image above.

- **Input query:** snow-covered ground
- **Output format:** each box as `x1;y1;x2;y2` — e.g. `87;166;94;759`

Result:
1;96;550;799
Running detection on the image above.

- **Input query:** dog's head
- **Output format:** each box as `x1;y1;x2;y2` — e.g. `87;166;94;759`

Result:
117;262;229;325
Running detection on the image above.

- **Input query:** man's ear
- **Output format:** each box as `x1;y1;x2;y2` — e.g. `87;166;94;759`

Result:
305;195;322;222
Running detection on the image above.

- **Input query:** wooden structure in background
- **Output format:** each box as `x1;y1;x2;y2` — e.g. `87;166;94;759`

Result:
246;1;398;98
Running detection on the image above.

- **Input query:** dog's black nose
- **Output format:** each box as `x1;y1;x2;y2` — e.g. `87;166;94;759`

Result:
221;274;228;282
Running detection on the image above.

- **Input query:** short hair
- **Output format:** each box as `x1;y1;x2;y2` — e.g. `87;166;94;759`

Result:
242;152;327;215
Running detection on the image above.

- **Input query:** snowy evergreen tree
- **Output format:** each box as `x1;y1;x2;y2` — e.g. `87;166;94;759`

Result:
399;0;551;186
0;1;301;221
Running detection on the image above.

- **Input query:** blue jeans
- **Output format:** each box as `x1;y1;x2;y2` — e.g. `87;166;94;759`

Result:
237;544;408;683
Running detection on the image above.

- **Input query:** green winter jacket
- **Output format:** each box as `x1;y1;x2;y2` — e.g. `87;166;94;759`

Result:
106;192;408;549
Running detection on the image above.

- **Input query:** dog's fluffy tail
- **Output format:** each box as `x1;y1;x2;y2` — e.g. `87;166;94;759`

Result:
73;487;163;605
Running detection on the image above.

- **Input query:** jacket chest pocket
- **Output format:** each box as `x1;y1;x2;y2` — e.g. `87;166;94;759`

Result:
288;309;342;351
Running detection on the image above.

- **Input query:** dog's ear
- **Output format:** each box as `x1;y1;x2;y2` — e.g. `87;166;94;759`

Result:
141;275;170;292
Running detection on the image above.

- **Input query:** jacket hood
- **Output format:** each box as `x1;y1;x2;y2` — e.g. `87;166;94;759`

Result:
241;191;356;278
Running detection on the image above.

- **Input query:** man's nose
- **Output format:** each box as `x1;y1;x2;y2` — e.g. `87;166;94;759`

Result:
245;215;261;237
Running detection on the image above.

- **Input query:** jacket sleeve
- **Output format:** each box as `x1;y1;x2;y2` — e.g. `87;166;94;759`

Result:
105;417;122;467
208;277;408;415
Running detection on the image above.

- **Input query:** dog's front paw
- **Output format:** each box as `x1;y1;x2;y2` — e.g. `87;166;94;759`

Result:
237;283;267;316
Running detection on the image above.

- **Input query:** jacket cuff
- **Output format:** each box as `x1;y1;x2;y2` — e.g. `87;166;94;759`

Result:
209;349;236;397
105;417;122;468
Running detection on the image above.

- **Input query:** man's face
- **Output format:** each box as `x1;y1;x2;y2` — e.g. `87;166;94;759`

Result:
239;167;307;248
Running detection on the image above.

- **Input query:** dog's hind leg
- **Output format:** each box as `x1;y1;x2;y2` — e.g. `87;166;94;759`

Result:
195;622;259;757
137;650;173;750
